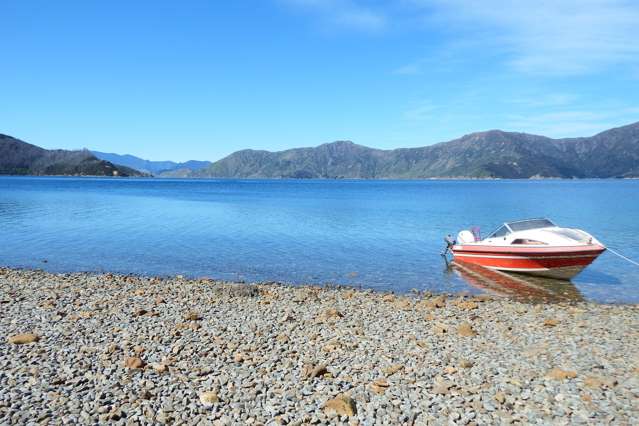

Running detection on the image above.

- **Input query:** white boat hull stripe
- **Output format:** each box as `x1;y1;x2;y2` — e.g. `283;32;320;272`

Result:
483;266;549;272
454;253;598;260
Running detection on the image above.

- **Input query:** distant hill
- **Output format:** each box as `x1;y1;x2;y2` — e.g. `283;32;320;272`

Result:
92;151;210;176
4;121;638;179
0;134;143;177
193;122;639;179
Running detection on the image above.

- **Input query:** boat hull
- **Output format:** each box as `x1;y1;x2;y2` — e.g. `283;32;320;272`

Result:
451;244;606;279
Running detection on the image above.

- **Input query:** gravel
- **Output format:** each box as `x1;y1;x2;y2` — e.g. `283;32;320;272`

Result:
1;267;637;425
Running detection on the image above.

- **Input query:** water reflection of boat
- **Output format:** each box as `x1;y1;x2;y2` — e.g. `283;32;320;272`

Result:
452;260;583;303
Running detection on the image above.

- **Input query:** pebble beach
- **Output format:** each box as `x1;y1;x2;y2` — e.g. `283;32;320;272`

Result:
1;268;638;425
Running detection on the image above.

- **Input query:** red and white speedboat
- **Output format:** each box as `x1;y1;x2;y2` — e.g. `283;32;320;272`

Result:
451;218;606;279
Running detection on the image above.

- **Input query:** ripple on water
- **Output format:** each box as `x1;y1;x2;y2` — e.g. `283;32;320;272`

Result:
0;177;638;303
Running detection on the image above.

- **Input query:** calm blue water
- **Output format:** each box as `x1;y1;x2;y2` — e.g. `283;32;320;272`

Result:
1;177;638;303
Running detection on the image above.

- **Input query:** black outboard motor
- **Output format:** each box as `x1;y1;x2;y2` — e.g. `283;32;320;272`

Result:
441;234;456;256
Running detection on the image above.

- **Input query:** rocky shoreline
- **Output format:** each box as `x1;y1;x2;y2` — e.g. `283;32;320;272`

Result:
1;268;637;424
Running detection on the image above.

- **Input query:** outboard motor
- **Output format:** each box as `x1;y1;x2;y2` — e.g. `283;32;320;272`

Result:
457;230;476;244
441;234;456;257
442;227;481;263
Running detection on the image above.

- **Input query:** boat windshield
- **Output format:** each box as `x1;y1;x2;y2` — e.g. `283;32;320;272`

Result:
507;218;555;232
489;225;511;238
488;218;555;238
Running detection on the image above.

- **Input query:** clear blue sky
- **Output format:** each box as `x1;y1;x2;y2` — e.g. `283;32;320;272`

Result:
2;0;638;161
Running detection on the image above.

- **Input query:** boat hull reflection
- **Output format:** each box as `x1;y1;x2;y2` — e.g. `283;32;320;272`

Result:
452;261;583;303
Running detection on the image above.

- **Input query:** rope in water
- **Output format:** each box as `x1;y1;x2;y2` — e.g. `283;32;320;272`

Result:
606;246;639;267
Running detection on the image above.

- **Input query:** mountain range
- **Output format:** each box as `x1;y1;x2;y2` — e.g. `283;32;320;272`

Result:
0;134;142;177
1;121;638;178
192;121;639;179
91;151;210;177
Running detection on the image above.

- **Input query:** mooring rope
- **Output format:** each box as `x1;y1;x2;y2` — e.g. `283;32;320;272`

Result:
606;247;639;267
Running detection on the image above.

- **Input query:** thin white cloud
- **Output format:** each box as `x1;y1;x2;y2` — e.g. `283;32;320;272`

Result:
407;0;639;75
283;1;638;75
332;8;385;30
402;100;438;121
506;108;639;137
400;92;638;137
281;0;387;32
392;64;421;75
507;93;580;108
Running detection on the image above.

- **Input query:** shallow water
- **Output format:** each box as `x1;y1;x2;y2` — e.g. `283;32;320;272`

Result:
1;177;638;303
